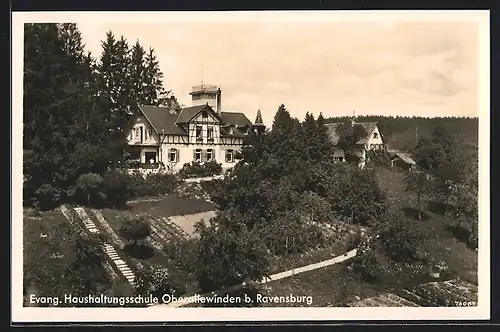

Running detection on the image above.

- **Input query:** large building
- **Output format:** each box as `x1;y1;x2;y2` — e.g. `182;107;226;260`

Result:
126;84;265;173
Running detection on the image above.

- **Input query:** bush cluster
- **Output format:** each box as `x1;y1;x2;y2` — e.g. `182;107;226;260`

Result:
178;161;223;179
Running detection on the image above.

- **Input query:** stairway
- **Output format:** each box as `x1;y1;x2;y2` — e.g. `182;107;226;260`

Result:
71;206;137;287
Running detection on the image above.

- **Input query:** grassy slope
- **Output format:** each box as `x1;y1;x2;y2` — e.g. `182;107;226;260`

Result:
23;209;75;301
374;166;478;283
23;208;137;305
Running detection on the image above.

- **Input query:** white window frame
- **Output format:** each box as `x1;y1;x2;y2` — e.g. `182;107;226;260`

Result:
169;148;178;163
225;149;234;163
196;126;203;140
207;126;214;140
206;149;213;162
194;149;202;162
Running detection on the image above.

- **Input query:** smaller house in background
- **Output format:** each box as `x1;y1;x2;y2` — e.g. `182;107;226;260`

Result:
388;149;417;171
326;120;385;168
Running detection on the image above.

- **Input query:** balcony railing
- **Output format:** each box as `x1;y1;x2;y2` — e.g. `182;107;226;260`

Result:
191;84;218;93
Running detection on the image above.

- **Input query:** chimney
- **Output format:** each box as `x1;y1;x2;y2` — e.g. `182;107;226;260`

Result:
216;87;222;114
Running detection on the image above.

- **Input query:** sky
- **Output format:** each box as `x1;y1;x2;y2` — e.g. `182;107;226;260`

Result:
76;13;482;126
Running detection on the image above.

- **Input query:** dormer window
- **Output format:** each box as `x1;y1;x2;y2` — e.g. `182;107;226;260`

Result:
228;126;234;135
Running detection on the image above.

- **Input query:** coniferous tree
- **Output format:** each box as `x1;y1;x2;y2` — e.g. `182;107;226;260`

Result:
95;32;132;164
129;40;148;108
143;47;169;106
24;23;91;208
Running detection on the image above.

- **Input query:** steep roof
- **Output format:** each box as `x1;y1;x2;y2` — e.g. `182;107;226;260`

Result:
325;121;379;145
220;112;253;127
175;105;211;123
137;104;253;136
254;109;264;125
138;104;187;136
393;152;416;165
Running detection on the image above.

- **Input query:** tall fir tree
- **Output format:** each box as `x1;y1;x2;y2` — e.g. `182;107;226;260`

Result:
23;23;93;208
143;47;169;106
95;32;133;164
129;40;148;108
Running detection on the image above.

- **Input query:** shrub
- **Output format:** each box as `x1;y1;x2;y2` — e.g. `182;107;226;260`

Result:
178;161;223;178
135;264;185;298
195;210;271;292
367;150;391;167
102;170;131;207
144;173;178;196
199;179;223;199
329;166;387;226
73;173;105;206
119;214;151;246
378;213;429;263
348;246;382;283
163;238;199;274
344;228;363;251
258;211;327;256
33;184;63;210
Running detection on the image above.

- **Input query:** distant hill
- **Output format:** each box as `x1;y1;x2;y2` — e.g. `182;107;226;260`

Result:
323;116;478;151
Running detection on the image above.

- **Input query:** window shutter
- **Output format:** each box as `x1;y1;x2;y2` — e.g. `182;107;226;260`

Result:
176;149;180;162
201;150;206;162
193;149;197;162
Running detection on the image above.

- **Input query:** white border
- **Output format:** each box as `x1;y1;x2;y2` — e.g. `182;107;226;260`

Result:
11;10;490;322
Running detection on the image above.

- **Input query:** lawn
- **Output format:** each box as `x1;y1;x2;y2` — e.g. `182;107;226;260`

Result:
23;208;76;304
262;263;379;307
123;195;215;217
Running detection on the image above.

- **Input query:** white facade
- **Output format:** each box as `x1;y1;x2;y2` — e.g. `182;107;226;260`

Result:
364;125;384;151
127;108;247;174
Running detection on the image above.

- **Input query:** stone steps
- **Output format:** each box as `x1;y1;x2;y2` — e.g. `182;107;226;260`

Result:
68;206;137;287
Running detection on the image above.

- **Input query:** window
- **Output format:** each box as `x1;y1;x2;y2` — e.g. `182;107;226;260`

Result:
145;152;157;163
225;149;234;163
148;128;153;139
169;149;178;163
206;149;213;162
207;126;214;141
196;126;203;140
373;132;378;139
194;149;202;162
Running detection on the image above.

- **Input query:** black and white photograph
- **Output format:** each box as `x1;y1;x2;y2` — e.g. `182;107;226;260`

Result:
12;10;490;322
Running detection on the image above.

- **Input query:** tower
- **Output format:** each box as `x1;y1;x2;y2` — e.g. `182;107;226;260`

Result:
252;109;266;135
189;84;221;113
